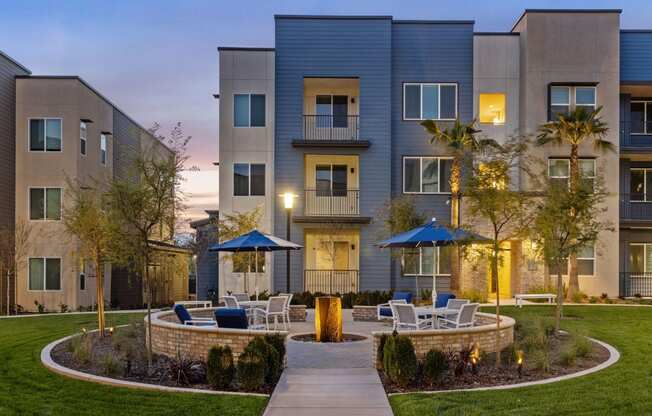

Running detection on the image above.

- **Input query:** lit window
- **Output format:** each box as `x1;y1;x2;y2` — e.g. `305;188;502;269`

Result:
479;93;506;125
29;118;62;152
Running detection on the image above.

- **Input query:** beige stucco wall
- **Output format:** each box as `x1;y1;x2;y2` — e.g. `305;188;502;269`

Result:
513;11;621;296
15;78;114;311
218;50;275;296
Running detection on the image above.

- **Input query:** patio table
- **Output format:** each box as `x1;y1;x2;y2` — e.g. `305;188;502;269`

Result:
239;300;269;309
415;306;453;329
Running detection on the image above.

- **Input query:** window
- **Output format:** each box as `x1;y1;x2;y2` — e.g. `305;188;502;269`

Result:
630;168;652;201
234;94;265;127
316;95;349;128
549;86;596;120
548;243;595;277
80;260;87;290
630;101;652;134
100;134;107;165
403;157;452;193
629;243;652;274
547;159;595;190
232;252;265;273
233;163;265;196
29;118;62;152
402;247;452;276
80;121;87;156
28;258;61;291
316;164;348;196
403;83;457;120
29;188;62;220
479;93;506;125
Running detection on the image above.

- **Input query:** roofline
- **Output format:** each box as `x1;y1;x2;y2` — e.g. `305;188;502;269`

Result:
393;20;474;25
16;75;172;154
511;8;622;33
0;50;31;74
621;29;652;33
275;15;392;20
217;47;275;52
474;32;520;36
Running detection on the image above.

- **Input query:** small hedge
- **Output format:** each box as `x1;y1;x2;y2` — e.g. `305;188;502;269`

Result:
264;334;286;363
383;334;417;387
206;345;234;389
236;349;266;390
423;349;448;384
244;337;281;384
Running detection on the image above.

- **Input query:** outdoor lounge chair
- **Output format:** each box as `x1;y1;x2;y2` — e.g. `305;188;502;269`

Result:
173;304;216;326
214;308;249;329
278;293;293;328
377;291;413;321
440;299;470;320
438;303;479;329
394;303;432;331
251;296;288;330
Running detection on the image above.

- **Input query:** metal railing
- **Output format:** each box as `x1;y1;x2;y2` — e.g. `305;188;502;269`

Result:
620;193;652;220
303;269;359;294
620;272;652;297
620;121;652;147
303;115;359;141
304;189;360;216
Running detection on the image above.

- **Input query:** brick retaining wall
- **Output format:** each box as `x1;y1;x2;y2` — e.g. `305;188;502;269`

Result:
352;305;379;321
371;312;515;367
146;309;288;362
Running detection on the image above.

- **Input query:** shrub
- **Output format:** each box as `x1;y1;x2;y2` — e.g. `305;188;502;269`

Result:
264;334;286;364
383;335;417;387
571;291;588;304
376;334;389;370
34;300;45;314
167;353;203;386
516;317;554;353
423;349;449;384
559;346;577;367
588;296;599;304
458;289;488;304
453;344;473;377
244;337;281;384
207;345;234;389
530;348;551;373
237;349;266;390
100;352;123;377
59;303;69;313
71;334;92;364
572;334;593;358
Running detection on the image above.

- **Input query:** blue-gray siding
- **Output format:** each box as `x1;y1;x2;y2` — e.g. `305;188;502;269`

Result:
621;32;652;82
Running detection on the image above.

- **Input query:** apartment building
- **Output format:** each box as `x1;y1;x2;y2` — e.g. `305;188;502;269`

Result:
215;9;652;299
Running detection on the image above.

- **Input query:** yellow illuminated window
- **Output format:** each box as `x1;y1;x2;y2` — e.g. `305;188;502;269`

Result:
479;93;506;125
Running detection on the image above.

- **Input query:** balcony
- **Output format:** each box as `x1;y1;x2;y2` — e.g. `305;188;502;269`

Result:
293;189;370;224
620;121;652;152
303;269;359;294
293;115;369;148
620;272;652;297
620;193;652;222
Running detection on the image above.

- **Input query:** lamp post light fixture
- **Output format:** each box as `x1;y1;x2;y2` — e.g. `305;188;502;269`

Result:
281;192;297;293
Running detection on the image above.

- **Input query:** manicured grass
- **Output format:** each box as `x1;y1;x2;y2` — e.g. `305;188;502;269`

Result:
390;305;652;415
0;312;267;415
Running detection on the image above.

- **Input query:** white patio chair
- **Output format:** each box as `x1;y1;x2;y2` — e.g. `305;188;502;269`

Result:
438;303;479;329
394;303;432;331
232;293;250;303
223;295;240;309
388;299;408;330
251;296;288;330
441;299;470;321
278;293;293;328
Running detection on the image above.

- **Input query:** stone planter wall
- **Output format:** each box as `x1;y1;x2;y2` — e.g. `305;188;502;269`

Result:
371;312;515;367
289;305;306;322
146;309;288;362
352;305;378;321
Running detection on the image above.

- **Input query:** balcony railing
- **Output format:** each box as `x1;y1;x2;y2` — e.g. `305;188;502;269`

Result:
620;272;652;297
620;193;652;220
620;121;652;148
303;269;359;294
303;115;359;141
304;189;359;216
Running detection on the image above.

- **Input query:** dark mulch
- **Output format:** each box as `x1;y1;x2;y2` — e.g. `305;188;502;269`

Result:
379;336;610;394
290;333;367;343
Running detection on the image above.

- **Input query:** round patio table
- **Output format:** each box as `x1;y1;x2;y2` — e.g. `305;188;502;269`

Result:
239;300;268;309
414;306;453;329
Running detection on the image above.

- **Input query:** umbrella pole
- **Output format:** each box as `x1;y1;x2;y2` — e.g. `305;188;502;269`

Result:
432;242;437;305
255;248;259;301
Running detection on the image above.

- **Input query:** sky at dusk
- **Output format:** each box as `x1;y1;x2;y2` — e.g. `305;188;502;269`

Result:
2;0;650;226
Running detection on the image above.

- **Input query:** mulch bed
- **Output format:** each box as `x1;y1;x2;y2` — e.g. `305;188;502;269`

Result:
290;333;367;343
379;336;610;394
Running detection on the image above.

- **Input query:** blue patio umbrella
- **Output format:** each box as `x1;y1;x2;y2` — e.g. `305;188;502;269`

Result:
376;218;488;297
209;230;302;299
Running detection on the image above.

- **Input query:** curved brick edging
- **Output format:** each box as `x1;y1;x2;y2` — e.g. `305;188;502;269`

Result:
146;308;289;362
40;328;269;397
371;312;516;365
388;335;620;396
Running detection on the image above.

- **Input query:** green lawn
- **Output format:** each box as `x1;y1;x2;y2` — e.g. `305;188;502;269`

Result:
391;305;652;415
0;312;267;415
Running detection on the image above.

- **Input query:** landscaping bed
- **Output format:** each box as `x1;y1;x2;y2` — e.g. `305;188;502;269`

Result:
50;323;283;395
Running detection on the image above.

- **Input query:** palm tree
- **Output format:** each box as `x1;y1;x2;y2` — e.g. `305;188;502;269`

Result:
536;106;613;299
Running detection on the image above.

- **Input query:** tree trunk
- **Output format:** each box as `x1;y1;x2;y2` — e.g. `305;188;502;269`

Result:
492;243;501;368
556;263;564;336
95;257;106;337
144;252;153;371
567;145;580;300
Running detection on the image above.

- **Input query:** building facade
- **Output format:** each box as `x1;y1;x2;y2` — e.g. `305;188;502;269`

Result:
214;9;652;298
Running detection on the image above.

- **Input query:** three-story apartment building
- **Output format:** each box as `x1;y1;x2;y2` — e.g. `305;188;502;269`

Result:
216;9;652;299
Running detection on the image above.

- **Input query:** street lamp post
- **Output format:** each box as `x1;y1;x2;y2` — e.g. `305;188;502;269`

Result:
282;193;295;293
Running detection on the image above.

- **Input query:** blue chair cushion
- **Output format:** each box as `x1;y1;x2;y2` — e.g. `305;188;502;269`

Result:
174;304;192;324
435;293;456;308
393;291;413;304
214;308;249;329
379;307;393;317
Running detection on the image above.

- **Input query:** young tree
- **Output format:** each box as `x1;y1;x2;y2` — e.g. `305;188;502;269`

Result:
531;174;613;334
63;179;113;336
537;107;613;299
462;137;534;366
108;123;189;368
0;220;31;315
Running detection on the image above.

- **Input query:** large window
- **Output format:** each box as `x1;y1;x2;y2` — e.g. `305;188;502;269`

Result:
316;164;348;196
29;187;62;221
478;93;506;125
316;95;348;128
403;83;457;120
234;94;265;127
403;157;452;194
28;258;61;291
630;168;652;201
80;121;87;156
29;118;62;152
402;246;452;276
233;163;265;196
547;158;595;190
100;134;107;165
549;86;596;120
629;243;652;274
631;101;652;134
549;243;595;277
